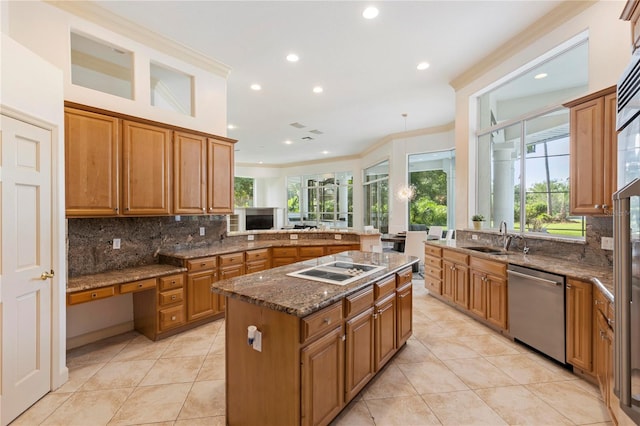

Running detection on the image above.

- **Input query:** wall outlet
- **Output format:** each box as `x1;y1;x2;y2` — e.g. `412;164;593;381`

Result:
290;234;298;240
175;216;181;222
199;227;205;236
334;234;342;240
601;236;614;251
247;234;255;241
471;234;478;240
113;238;121;249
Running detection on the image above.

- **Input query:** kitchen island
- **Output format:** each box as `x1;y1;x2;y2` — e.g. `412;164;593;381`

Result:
211;250;418;426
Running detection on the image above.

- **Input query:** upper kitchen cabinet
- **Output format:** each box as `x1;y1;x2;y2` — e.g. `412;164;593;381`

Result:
621;0;640;53
207;138;235;214
121;120;172;215
173;131;207;215
564;86;617;216
65;107;120;216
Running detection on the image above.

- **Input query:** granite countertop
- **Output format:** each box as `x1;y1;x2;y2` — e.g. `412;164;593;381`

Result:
158;239;358;260
426;240;613;301
210;251;418;318
67;264;187;293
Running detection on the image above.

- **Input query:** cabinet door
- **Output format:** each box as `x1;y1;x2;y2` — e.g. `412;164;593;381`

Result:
187;270;219;321
603;92;617;215
246;260;269;274
569;97;605;215
220;264;244;280
566;278;593;372
486;274;508;330
207;138;234;214
65;108;119;216
374;294;396;371
122;120;171;215
469;270;487;319
301;326;344;426
345;308;375;402
174;131;207;214
453;264;469;309
396;282;412;347
442;260;455;301
594;311;608;399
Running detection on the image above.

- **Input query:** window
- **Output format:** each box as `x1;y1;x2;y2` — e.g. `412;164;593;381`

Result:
408;150;455;231
475;39;588;239
234;177;254;207
363;161;389;233
150;62;194;116
287;172;353;228
70;32;133;99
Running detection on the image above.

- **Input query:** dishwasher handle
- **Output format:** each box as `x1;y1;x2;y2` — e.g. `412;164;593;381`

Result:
508;270;563;288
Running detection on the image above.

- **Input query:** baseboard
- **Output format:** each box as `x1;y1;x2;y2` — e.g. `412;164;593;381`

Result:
66;321;134;350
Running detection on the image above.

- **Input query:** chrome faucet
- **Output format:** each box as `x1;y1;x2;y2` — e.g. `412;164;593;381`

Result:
498;221;510;250
499;221;507;235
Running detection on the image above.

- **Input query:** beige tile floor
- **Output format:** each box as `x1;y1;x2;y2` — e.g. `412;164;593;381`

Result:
12;280;612;426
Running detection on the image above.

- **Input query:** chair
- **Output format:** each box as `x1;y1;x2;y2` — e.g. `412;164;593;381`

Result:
403;231;427;276
427;226;444;240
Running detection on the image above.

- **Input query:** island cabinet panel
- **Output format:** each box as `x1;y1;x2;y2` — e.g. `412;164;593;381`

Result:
65;107;120;216
396;282;413;347
121;120;172;215
173;131;207;214
374;293;397;371
301;326;345;426
225;297;301;426
344;287;375;401
566;278;593;373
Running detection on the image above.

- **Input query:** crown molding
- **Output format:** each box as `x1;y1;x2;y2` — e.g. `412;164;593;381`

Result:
45;0;231;78
361;121;456;157
449;0;596;91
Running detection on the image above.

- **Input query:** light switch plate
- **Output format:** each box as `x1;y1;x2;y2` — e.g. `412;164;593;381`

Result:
247;234;255;241
334;234;342;240
113;238;121;249
290;234;298;240
199;227;205;236
601;236;614;251
472;234;478;240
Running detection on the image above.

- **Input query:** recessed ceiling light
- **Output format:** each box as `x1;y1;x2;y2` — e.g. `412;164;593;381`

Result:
250;83;262;91
284;140;293;145
534;73;548;80
313;86;324;94
227;124;236;130
322;150;329;155
417;62;430;71
362;6;379;19
286;53;299;62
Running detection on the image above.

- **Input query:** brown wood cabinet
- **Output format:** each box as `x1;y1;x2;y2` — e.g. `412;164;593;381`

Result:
424;245;442;294
374;287;396;370
207;137;234;214
565;86;617;216
344;287;375;401
173;131;207;215
245;248;271;273
468;256;508;330
396;267;413;347
218;252;245;280
442;249;469;309
621;0;640;53
593;287;617;423
65;107;120;216
186;257;221;322
566;278;593;372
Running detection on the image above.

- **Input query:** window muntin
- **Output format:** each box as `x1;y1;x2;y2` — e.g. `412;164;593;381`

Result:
287;172;353;228
363;161;389;233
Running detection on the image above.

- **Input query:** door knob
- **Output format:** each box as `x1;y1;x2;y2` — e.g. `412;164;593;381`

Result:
40;270;55;280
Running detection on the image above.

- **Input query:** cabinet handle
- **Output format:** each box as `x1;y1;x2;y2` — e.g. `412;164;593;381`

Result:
602;204;608;209
171;315;177;321
323;318;331;325
202;208;206;212
341;335;346;341
595;204;601;209
171;280;176;284
595;299;602;305
91;292;97;298
171;295;177;300
201;263;206;267
138;283;143;288
566;284;572;289
114;207;119;212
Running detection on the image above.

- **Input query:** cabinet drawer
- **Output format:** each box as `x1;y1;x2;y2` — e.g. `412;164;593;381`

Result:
424;266;442;280
159;288;184;306
424;245;442;257
159;274;184;291
443;248;468;265
424;276;441;294
187;257;217;272
67;286;115;305
219;252;244;266
396;267;413;286
299;246;325;258
273;247;297;257
159;305;186;331
301;302;343;344
469;256;506;277
344;287;374;318
120;278;156;294
374;275;396;300
425;254;442;269
245;248;269;261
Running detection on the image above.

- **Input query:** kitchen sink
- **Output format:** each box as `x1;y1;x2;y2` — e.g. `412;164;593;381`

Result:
463;246;508;255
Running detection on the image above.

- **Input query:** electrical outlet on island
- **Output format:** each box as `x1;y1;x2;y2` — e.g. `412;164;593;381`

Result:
247;234;255;241
472;234;478;240
290;234;298;240
199;227;205;236
113;238;121;249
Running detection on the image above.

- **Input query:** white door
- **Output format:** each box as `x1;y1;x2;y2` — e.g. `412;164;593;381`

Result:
1;115;53;426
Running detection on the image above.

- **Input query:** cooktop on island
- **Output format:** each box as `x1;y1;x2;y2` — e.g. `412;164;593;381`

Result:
287;261;385;285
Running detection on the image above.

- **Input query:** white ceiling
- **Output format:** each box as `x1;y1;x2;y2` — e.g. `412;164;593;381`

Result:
94;0;565;166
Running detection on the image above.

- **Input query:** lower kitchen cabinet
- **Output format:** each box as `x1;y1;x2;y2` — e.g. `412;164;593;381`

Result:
469;256;508;330
566;278;593;372
344;307;375;401
218;252;245;279
186;257;221;322
374;293;396;371
301;326;345;426
396;267;413;347
442;249;469;309
424;245;443;294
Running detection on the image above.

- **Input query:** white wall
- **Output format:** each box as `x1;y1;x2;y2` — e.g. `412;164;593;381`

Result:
454;1;631;230
1;34;68;388
6;1;227;136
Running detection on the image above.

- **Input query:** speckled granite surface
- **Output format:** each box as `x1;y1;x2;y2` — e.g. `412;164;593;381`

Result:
210;251;418;317
426;240;613;301
67;264;186;293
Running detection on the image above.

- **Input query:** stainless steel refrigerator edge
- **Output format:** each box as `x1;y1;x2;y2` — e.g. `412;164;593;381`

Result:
614;49;640;424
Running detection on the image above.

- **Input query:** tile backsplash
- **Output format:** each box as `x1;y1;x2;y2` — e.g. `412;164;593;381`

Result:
67;216;228;277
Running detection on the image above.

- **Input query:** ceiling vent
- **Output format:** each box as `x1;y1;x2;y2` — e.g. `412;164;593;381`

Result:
290;122;306;128
301;136;314;140
309;129;323;135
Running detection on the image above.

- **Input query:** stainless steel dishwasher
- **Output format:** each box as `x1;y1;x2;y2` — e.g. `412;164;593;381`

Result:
507;264;566;364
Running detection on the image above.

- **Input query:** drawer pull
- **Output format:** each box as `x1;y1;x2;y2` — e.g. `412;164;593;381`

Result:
171;295;177;300
201;263;206;267
171;315;177;321
323;318;331;325
171;280;176;284
91;292;97;298
138;283;143;288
